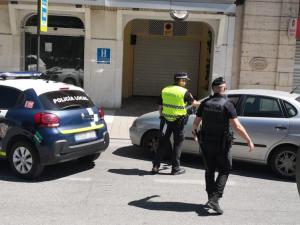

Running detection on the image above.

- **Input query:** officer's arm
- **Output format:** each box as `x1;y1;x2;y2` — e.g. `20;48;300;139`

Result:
230;118;254;152
192;99;200;107
193;117;202;131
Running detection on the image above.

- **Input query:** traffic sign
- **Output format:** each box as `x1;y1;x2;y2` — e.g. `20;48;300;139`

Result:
40;0;48;32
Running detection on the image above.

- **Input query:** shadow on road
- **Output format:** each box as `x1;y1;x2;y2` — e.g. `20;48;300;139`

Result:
128;195;220;217
112;145;294;182
0;159;95;183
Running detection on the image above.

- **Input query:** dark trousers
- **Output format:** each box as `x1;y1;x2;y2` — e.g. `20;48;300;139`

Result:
153;118;185;171
201;140;232;198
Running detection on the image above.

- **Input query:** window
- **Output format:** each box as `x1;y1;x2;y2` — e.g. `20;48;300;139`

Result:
0;87;24;109
283;101;297;117
39;90;94;110
26;15;84;29
243;96;283;118
228;95;241;116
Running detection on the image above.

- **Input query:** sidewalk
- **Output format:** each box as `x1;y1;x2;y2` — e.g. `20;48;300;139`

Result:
104;97;158;140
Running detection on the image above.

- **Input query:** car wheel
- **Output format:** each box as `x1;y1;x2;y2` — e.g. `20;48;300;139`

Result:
9;141;44;179
270;146;296;179
78;153;101;163
63;77;77;85
142;130;171;159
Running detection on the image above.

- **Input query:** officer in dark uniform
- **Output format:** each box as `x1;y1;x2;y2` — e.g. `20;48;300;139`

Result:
193;76;254;214
297;146;300;197
152;72;200;175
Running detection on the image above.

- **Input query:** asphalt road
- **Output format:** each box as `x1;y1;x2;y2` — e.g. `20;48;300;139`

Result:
0;138;299;225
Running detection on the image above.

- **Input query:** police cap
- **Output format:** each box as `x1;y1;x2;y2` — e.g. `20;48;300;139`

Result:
174;72;190;80
212;76;226;87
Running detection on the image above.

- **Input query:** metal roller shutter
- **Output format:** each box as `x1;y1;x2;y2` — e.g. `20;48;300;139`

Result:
133;37;200;97
293;40;300;92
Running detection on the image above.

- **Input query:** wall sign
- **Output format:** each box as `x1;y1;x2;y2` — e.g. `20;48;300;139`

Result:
97;48;110;64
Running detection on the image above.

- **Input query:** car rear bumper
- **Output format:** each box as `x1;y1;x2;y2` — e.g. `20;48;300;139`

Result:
39;132;109;165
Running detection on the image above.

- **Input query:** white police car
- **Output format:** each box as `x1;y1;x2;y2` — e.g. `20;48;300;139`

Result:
0;72;109;178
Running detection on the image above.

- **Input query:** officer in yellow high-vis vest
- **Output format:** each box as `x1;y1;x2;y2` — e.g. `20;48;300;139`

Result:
152;72;200;175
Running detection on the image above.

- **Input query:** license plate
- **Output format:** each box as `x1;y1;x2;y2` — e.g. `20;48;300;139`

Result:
75;131;97;142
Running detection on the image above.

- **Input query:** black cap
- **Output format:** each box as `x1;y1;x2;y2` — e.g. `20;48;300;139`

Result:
212;76;226;87
174;72;190;80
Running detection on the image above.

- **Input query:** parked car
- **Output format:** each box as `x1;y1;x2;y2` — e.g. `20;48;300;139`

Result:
130;89;300;179
26;55;84;87
25;55;47;73
46;66;84;87
0;72;109;178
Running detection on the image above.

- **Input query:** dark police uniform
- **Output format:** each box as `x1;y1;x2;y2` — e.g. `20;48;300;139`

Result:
196;93;237;199
152;73;194;175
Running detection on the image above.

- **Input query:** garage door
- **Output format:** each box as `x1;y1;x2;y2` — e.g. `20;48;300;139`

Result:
133;37;200;97
293;40;300;93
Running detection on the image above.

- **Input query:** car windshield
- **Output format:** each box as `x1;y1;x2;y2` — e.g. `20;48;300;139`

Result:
39;90;94;110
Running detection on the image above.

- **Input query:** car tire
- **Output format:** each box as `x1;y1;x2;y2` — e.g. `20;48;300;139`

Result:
8;141;44;179
78;153;101;163
270;146;296;180
63;77;77;86
142;130;172;159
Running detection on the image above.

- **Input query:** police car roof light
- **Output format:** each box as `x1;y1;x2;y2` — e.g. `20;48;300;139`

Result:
0;72;43;80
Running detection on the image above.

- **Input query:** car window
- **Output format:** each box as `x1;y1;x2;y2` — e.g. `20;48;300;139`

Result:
243;96;283;118
0;86;24;109
283;101;297;118
39;90;94;110
228;95;241;116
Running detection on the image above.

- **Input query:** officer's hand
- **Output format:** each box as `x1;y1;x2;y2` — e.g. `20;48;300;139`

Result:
192;130;198;141
248;140;254;152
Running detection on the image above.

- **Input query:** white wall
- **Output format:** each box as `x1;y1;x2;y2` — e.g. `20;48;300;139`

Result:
0;3;235;108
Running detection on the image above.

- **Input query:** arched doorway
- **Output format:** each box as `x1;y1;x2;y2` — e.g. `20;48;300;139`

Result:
122;19;213;100
24;15;85;87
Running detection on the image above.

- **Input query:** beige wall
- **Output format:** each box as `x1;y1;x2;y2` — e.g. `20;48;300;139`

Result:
239;0;299;91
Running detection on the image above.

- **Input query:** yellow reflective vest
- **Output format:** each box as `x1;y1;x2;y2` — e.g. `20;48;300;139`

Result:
161;85;187;122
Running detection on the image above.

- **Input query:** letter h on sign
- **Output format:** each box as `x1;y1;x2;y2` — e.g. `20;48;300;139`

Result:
97;48;110;64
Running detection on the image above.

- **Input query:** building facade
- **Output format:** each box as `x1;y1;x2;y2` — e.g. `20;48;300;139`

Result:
0;0;299;108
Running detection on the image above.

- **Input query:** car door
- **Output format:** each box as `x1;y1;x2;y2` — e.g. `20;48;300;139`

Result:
232;95;289;161
0;86;24;150
182;95;242;155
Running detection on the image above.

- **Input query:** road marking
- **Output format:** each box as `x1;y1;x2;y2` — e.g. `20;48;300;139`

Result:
153;178;236;186
60;177;91;182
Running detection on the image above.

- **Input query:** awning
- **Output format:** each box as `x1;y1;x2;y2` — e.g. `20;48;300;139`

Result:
16;0;236;14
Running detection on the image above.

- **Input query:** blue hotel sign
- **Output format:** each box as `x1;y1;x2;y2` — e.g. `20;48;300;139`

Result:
97;48;110;64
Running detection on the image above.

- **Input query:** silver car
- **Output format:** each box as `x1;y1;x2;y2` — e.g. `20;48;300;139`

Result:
130;89;300;179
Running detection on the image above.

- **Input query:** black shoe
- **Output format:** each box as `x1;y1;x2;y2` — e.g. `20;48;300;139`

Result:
207;196;223;214
171;168;185;175
151;166;159;174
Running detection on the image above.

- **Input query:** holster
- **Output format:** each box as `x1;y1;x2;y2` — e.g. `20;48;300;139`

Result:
222;131;234;150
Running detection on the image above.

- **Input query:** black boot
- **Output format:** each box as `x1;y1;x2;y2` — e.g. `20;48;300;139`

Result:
205;193;213;206
207;194;223;214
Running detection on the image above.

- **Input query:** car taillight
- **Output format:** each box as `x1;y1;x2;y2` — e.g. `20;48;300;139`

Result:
98;107;105;119
34;112;60;128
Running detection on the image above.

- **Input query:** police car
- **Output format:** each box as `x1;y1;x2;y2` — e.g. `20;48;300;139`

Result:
0;72;109;178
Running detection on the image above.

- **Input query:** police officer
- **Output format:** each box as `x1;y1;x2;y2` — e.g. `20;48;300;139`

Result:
192;77;254;214
152;72;200;175
297;146;300;197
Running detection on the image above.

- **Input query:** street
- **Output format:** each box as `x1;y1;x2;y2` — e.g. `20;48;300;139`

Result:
0;137;299;225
